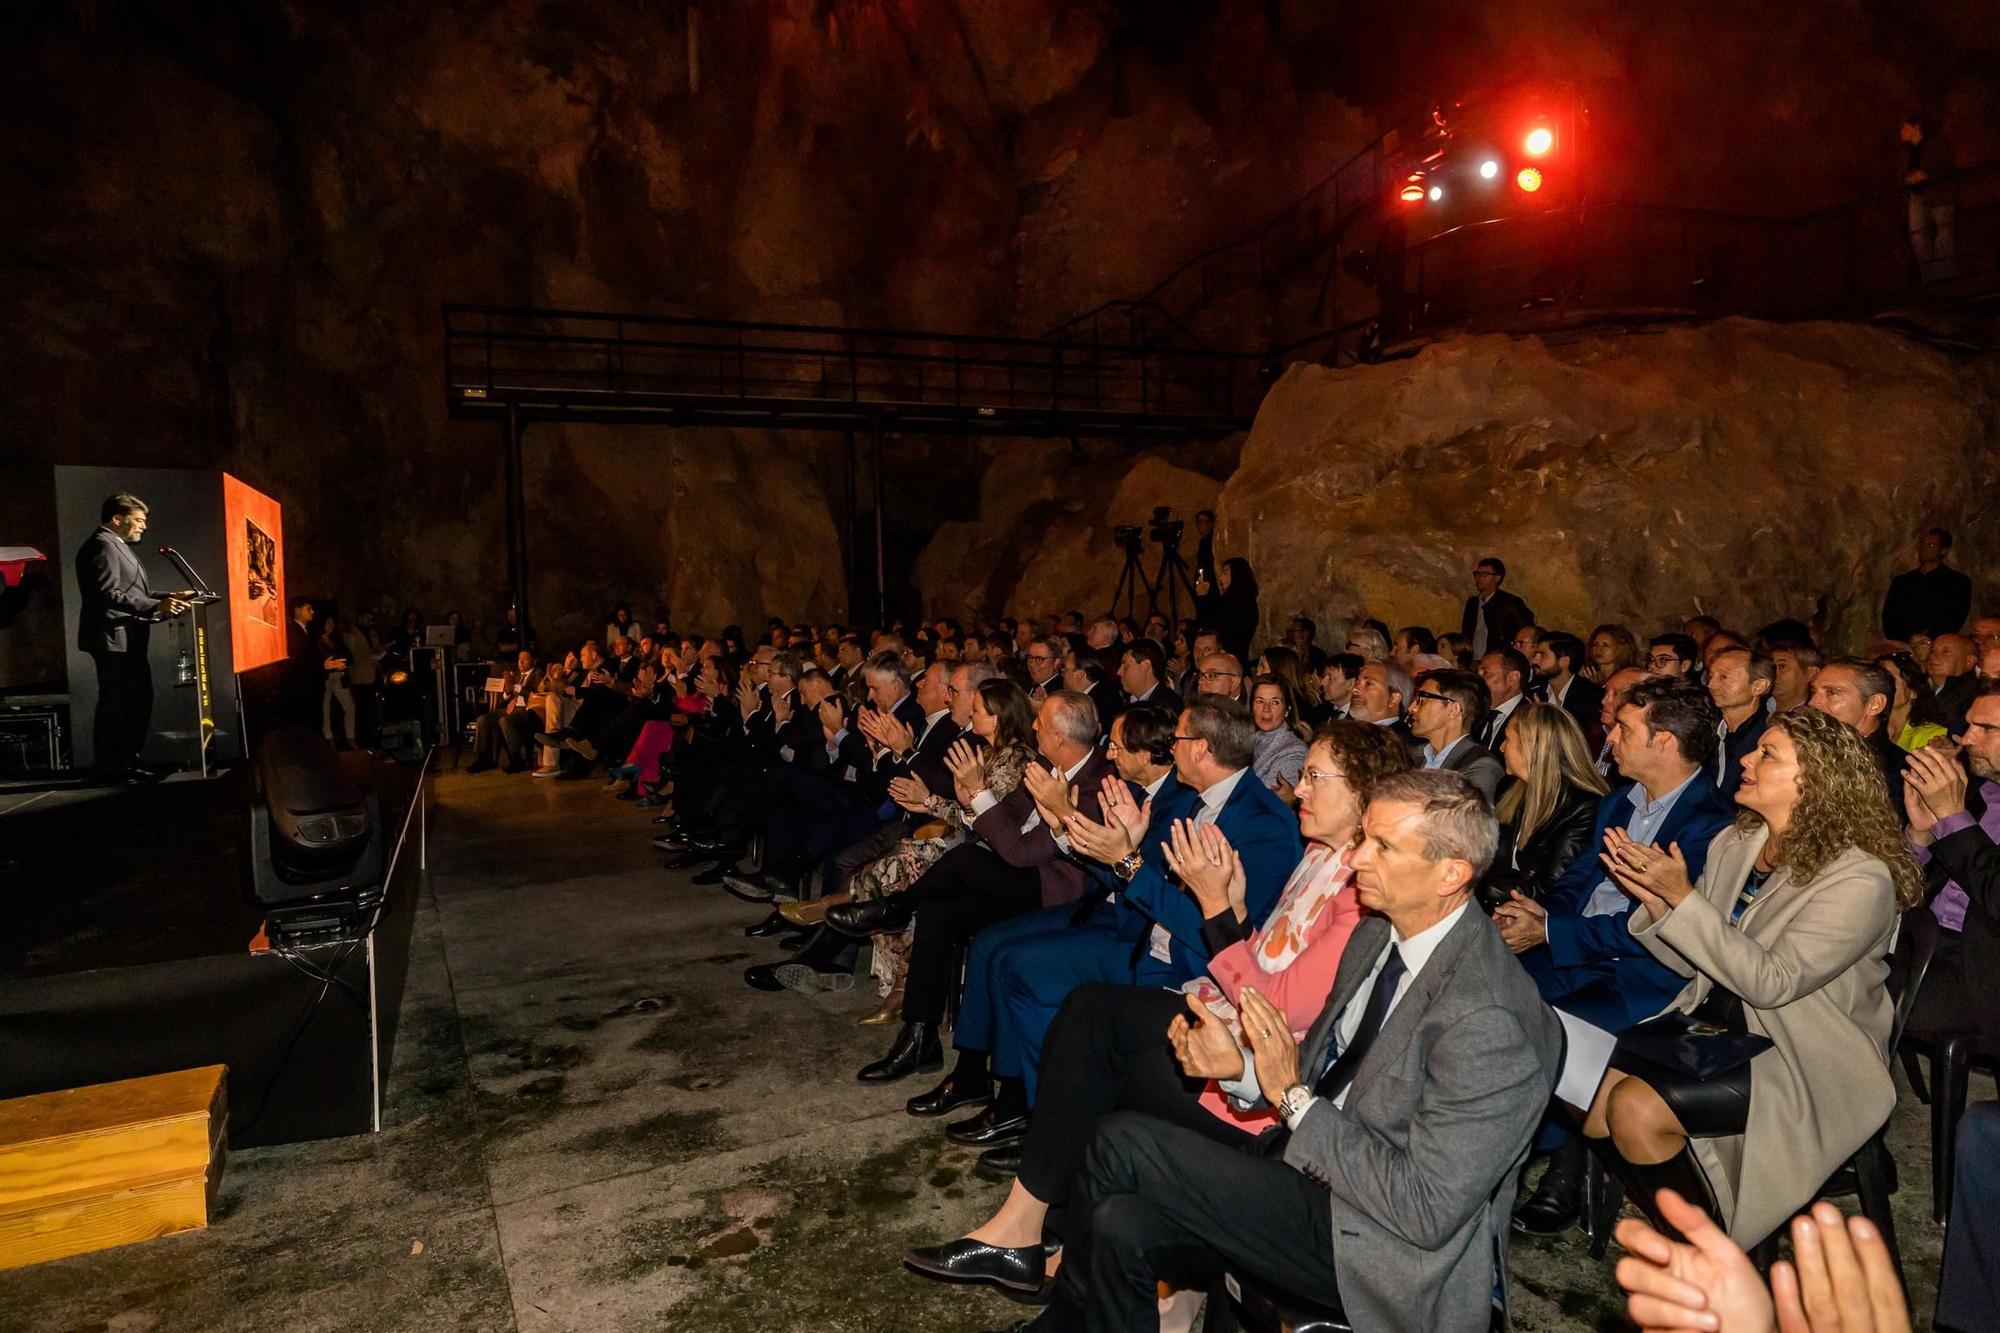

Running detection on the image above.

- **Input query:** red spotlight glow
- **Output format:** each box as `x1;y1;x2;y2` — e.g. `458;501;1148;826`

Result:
1399;182;1425;203
1516;167;1543;192
1524;127;1553;155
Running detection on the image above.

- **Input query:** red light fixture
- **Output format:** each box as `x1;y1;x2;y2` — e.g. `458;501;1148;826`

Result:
1516;167;1543;192
1399;173;1426;203
1524;127;1553;156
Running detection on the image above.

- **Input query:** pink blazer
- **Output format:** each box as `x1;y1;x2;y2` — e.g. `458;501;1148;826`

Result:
1189;842;1364;1130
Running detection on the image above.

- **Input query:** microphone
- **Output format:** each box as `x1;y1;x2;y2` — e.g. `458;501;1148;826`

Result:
159;546;216;597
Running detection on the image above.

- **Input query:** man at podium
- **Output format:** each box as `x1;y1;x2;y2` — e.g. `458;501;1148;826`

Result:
75;492;192;780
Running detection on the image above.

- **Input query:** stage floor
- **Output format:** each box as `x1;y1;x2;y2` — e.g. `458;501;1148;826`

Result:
0;768;1973;1331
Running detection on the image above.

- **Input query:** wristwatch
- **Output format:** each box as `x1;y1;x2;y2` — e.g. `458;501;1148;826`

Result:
1114;850;1144;881
1278;1082;1316;1129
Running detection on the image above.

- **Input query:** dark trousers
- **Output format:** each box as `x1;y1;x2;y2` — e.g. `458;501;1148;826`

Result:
831;821;907;895
1019;984;1251;1206
474;709;533;768
901;842;1041;1025
88;647;152;770
1041;1111;1340;1332
1938;1101;2000;1331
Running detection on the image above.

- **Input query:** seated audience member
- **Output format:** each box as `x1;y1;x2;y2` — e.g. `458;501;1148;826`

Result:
1511;622;1545;666
1408;668;1504;800
1593;665;1650;781
1706;647;1773;798
1342;624;1389;664
1484;703;1608;904
1928;632;1979;728
1587;623;1642;684
1940;1101;2000;1331
1500;677;1735;1235
1062;652;1122;734
1314;652;1363;724
1083;615;1124;675
1005;771;1560;1332
1390;625;1436;671
1808;656;1907;809
900;706;1193;1121
1583;706;1918;1248
1464;556;1534;656
1877;651;1950;751
1901;683;2000;1059
1115;637;1179;714
1437;631;1475;669
467;649;541;773
1769;640;1823;713
836;688;1110;1082
1615;1188;1913;1333
1346;659;1415;746
902;723;1410;1292
1476;647;1531;751
1284;614;1325;670
1532;630;1605;751
1193;650;1246;703
1646;633;1699;679
1248;674;1309;795
1255;645;1320;720
1174;629;1222;698
1681;615;1722;660
1701;629;1748;672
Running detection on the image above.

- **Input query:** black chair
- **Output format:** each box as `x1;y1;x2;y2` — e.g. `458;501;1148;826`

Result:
1899;1031;1997;1222
1585;903;1937;1268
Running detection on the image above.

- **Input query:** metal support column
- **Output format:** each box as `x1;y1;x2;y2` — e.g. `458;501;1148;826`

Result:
502;406;530;639
871;418;886;627
843;429;859;625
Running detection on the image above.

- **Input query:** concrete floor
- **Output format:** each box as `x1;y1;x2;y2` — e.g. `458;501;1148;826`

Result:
0;767;1969;1331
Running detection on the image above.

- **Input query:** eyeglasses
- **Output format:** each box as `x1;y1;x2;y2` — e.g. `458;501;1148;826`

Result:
1646;654;1684;668
1025;652;1056;663
1473;568;1500;578
1412;690;1452;705
1296;767;1343;788
1172;734;1203;744
1197;668;1242;681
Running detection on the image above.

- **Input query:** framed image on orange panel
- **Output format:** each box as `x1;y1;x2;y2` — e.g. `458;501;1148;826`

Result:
223;473;286;671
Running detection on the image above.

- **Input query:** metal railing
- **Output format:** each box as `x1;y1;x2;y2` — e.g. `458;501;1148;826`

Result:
443;305;1265;435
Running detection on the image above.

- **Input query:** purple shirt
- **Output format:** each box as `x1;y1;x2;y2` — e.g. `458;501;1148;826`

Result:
1915;780;2000;931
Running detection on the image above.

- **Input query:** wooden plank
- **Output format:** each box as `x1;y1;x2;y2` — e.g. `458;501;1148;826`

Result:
0;1174;210;1271
0;1068;225;1214
0;1066;226;1148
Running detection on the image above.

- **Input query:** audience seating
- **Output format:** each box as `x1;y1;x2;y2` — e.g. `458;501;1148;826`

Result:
1900;1031;1998;1222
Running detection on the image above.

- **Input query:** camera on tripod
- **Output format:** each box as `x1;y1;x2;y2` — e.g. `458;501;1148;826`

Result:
1147;506;1184;548
1113;524;1143;556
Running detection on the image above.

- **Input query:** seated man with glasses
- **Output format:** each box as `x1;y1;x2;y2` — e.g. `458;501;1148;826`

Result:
1407;669;1505;801
1645;633;1700;679
1023;636;1065;697
1195;650;1247;703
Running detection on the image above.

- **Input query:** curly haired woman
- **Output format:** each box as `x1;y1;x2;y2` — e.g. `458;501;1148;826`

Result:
1583;706;1922;1247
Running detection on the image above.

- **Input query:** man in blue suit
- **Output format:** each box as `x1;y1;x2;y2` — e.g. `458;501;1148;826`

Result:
918;698;1302;1168
74;492;191;779
1495;676;1737;1234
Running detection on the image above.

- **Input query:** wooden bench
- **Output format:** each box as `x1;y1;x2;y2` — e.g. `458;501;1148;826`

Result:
0;1066;227;1270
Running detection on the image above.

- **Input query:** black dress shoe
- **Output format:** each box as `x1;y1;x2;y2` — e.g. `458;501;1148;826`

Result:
744;910;791;938
974;1142;1023;1181
777;931;808;951
691;861;739;886
825;896;914;937
857;1021;942;1082
1513;1142;1586;1236
743;963;787;993
903;1237;1046;1300
652;835;692;853
651;813;680;826
907;1072;993;1118
946;1103;1029;1147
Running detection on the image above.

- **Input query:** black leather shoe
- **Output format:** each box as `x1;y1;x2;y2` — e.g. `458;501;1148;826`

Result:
744;963;786;993
903;1237;1046;1299
907;1072;993;1118
777;931;808;951
689;833;738;852
825;896;914;937
744;910;792;938
974;1143;1023;1181
691;861;739;886
857;1021;942;1082
651;813;680;826
1513;1143;1586;1236
946;1103;1028;1147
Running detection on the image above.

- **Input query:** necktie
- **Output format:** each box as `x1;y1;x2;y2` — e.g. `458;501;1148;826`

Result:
1312;945;1408;1104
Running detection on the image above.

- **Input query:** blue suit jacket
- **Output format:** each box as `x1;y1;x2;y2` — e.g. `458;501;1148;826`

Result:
1531;769;1737;1022
1117;768;1303;975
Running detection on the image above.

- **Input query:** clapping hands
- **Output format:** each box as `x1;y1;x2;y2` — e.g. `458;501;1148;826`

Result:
1062;775;1152;865
1021;762;1077;829
1602;829;1694;915
858;707;914;756
1161;819;1247;920
887;774;933;814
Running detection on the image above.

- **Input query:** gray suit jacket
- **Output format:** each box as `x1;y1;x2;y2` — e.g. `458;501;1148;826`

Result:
1438;735;1505;803
1282;907;1562;1333
74;527;161;654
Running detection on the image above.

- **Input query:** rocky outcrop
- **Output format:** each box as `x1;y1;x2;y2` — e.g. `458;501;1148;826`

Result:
1215;319;2000;650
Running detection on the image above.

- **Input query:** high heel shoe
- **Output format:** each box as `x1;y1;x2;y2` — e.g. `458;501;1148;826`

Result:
858;987;904;1025
781;894;847;928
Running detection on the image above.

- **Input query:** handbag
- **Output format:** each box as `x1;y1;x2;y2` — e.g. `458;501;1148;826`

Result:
1614;1011;1773;1082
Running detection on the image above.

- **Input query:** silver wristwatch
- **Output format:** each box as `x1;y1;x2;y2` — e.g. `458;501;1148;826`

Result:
1278;1082;1315;1129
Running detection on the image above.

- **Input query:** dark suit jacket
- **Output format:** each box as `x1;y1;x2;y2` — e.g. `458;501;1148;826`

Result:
1126;684;1182;718
1921;804;2000;1047
1883;564;1971;640
974;748;1120;908
1118;768;1302;969
1283;908;1563;1332
1460;589;1534;653
1536;673;1605;753
1525;770;1737;1028
74;527;160;654
1435;735;1505;802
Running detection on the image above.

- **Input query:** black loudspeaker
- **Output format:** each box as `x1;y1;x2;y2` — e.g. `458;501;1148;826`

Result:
246;726;384;939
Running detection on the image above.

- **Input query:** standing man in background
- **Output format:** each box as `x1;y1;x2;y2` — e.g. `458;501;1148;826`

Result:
74;492;189;780
1884;527;1971;642
1461;557;1533;660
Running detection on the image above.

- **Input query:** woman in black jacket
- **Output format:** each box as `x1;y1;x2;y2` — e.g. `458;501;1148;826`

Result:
1482;702;1608;908
1196;556;1260;665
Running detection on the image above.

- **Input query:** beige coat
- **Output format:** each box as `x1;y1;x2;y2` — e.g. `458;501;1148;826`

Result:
1629;823;1898;1246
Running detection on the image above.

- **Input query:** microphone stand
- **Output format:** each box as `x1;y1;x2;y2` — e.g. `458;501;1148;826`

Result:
159;546;222;776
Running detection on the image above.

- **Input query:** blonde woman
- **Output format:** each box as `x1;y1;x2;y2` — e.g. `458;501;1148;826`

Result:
1586;706;1921;1248
1586;623;1642;684
1486;702;1609;900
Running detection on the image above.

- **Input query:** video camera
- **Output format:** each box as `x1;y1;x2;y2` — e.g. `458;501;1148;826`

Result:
1147;505;1184;548
1112;524;1143;555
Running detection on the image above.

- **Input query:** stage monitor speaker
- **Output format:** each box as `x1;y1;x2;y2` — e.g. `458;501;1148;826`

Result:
245;728;384;932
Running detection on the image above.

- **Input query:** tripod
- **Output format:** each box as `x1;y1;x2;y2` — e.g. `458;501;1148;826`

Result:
1109;538;1155;622
1149;541;1202;628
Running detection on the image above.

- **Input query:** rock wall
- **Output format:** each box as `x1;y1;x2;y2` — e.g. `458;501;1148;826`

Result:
1212;319;2000;651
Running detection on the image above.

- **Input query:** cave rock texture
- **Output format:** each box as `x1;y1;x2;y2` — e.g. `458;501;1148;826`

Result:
1213;318;2000;648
